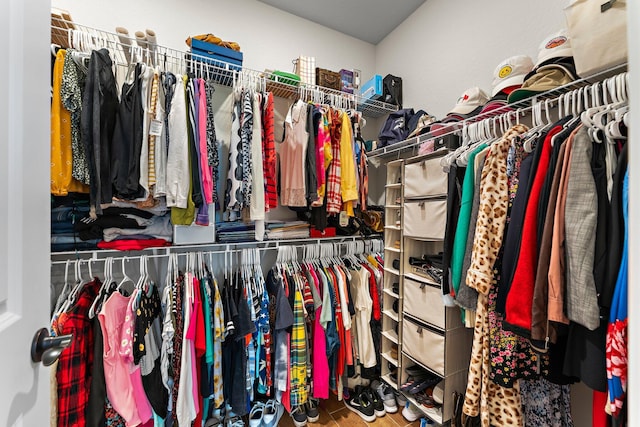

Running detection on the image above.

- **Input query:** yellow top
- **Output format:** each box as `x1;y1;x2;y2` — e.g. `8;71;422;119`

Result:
339;112;358;215
51;49;89;195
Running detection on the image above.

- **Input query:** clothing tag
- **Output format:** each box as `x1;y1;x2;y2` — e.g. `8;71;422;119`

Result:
149;119;163;136
339;211;349;227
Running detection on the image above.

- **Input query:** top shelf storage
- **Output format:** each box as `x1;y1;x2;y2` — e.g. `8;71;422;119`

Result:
367;64;628;157
51;19;398;118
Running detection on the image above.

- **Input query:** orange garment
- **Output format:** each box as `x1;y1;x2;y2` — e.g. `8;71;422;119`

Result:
547;127;579;324
51;49;89;195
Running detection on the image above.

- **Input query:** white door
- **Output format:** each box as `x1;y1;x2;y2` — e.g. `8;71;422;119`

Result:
0;0;52;425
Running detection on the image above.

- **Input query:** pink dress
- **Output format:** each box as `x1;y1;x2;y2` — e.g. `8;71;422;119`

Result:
99;292;143;426
121;289;153;424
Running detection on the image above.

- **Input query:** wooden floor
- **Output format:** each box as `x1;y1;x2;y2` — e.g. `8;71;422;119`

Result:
277;394;423;427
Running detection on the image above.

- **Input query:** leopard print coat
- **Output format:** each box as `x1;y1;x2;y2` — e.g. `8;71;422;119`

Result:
463;124;528;427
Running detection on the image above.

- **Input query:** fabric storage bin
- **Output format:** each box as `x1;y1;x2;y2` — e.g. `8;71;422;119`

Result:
403;199;447;240
403;277;445;329
403;315;445;376
404;157;448;198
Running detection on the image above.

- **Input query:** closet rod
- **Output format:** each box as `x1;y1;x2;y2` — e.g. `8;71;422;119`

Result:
50;235;381;259
51;18;397;117
51;239;379;265
367;65;627;159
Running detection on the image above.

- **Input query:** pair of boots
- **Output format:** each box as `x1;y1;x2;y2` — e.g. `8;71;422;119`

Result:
115;27;157;65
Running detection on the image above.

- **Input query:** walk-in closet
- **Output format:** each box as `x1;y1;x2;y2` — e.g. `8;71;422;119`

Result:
0;1;638;427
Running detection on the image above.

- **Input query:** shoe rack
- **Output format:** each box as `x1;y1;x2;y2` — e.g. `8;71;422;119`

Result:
398;151;473;425
381;159;404;389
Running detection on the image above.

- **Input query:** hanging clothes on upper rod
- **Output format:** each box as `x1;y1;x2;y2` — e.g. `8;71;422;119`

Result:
437;72;629;426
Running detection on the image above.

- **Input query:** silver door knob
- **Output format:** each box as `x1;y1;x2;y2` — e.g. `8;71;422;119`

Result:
30;328;73;366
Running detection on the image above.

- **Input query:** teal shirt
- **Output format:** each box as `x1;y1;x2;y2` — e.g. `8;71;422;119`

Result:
450;143;488;295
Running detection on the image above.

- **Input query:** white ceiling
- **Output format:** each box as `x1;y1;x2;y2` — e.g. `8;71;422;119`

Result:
257;0;426;45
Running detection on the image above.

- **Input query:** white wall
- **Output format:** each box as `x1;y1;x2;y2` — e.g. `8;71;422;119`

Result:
375;0;570;118
51;0;376;81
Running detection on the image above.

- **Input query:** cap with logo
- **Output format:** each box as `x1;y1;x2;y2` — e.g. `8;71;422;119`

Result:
447;87;490;116
491;55;535;97
507;30;577;104
535;29;573;68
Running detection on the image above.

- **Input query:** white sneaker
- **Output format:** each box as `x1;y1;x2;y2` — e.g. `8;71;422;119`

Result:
402;403;423;422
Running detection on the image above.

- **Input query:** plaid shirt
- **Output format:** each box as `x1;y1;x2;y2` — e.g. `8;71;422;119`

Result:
56;279;100;427
326;109;343;214
289;286;308;407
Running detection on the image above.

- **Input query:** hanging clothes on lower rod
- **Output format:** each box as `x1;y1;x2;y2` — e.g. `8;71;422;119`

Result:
50;238;385;427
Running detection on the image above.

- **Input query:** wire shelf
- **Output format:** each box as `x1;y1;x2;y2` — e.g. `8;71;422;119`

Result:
51;18;398;118
367;63;628;158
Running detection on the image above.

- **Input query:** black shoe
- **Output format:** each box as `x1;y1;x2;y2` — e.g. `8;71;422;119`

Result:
305;398;319;423
365;386;386;417
344;388;376;423
290;405;307;427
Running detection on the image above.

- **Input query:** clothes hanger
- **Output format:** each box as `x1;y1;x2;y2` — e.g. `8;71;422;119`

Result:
116;256;136;293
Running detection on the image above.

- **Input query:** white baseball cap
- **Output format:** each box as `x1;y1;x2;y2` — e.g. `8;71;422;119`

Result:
535;29;573;67
491;55;535;96
448;87;490;116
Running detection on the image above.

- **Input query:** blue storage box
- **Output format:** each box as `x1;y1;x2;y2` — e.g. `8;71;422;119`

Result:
190;38;243;71
359;74;383;100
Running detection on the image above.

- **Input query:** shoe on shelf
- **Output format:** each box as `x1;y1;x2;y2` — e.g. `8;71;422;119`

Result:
393;240;401;249
363;386;386;417
371;380;398;414
290;405;308;427
402;403;424;422
344;388;376;423
432;380;444;405
305;398;320;423
390;343;398;360
392;282;400;294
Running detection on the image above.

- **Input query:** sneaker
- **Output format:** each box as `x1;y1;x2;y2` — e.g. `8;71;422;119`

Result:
344;388;376;423
371;380;398;414
305;398;319;423
262;400;284;427
290;405;308;427
347;374;370;389
394;390;407;407
402;403;424;422
364;386;386;417
248;402;264;427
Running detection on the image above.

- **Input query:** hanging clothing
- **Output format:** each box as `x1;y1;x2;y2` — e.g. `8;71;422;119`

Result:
56;280;100;427
165;75;190;209
606;170;628;416
280;100;308;207
224;93;244;216
326;110;343;214
51;49;89;196
463;125;528;427
99;291;146;426
60;49;91;186
205;80;220;206
262;92;278;211
111;63;145;201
